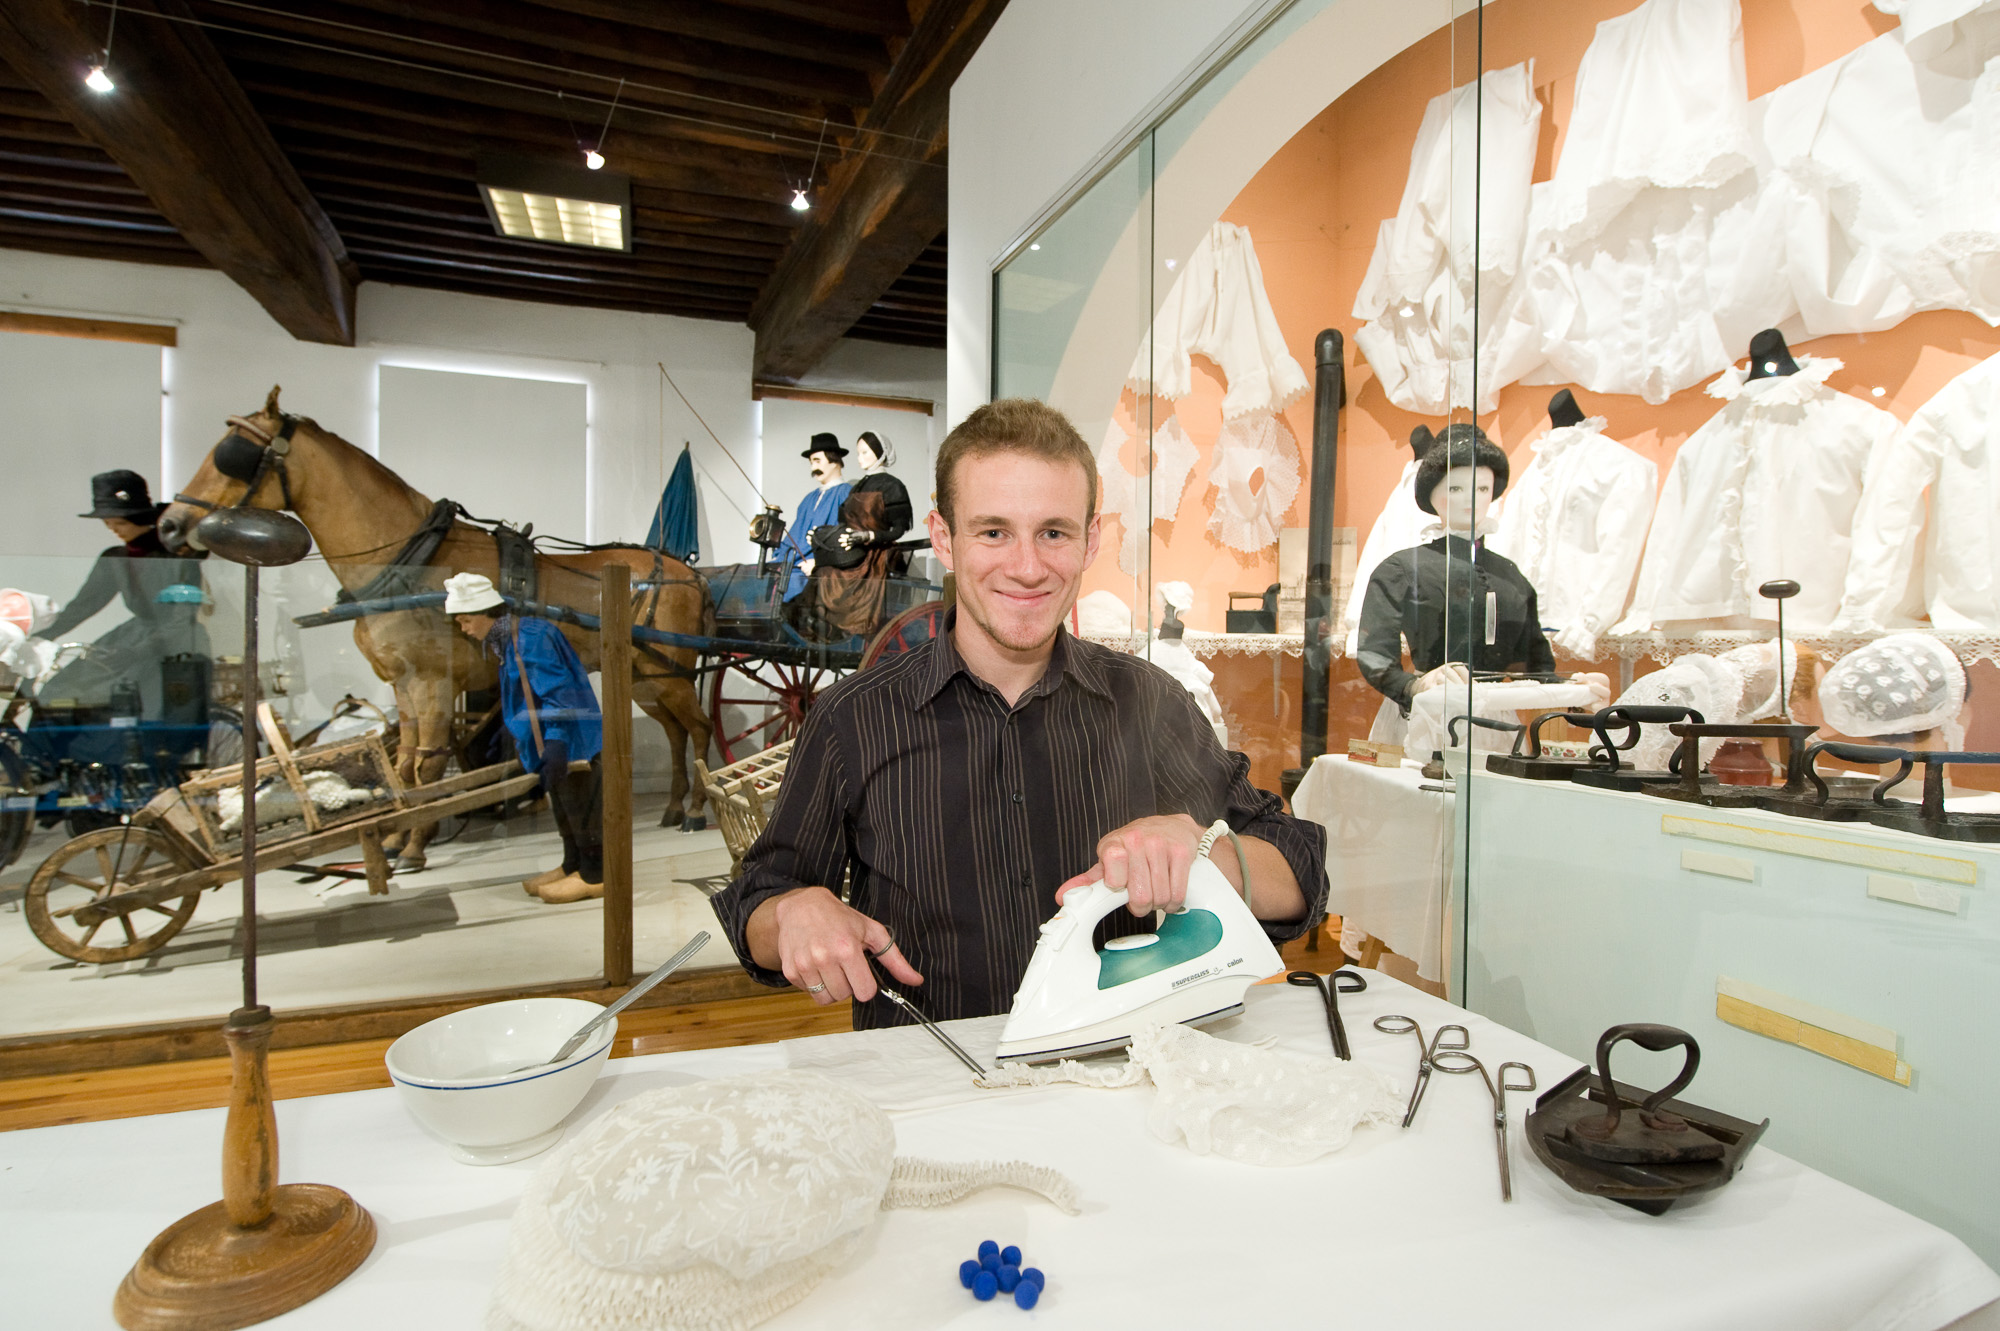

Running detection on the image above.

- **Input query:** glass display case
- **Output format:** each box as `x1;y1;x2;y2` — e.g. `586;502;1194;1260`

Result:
991;0;2000;1271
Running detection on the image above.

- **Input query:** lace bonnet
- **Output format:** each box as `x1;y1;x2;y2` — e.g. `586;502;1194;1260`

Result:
489;1070;1078;1331
1818;633;1966;738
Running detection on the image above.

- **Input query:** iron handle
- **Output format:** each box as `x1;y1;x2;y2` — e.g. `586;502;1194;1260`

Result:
1574;1023;1702;1142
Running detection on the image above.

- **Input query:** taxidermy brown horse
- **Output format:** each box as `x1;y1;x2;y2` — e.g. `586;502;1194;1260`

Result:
158;387;714;869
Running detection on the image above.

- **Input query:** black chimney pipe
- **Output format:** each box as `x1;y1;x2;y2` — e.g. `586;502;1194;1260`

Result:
1300;328;1345;769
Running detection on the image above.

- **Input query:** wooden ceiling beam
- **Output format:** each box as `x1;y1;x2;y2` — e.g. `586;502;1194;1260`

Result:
319;0;874;106
0;111;92;146
515;0;892;74
0;0;357;343
0;181;176;220
0;158;151;197
711;0;914;38
344;245;758;302
0;138;127;172
364;264;749;320
750;1;1003;382
0;217;206;259
329;214;772;282
183;0;851;133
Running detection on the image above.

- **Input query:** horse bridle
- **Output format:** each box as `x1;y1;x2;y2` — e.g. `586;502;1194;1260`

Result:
174;413;299;513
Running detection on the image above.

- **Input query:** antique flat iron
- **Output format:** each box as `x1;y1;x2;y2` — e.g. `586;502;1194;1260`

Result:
1759;739;1914;822
1565;705;1708;792
994;853;1285;1065
1526;1023;1768;1215
1485;708;1603;780
1644;721;1819;809
1862;747;2000;842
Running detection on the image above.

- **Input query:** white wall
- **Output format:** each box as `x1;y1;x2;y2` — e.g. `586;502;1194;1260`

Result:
946;0;1266;425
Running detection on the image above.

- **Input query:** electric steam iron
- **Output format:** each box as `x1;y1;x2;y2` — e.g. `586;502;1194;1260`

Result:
994;853;1286;1065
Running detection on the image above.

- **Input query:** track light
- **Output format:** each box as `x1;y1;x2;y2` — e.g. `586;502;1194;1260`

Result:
790;189;811;212
85;64;114;93
584;148;604;170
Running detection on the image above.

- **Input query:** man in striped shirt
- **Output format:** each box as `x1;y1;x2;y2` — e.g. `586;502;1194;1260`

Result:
711;399;1328;1028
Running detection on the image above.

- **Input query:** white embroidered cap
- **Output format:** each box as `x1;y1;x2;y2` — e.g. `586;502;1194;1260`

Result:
1818;633;1966;739
443;571;504;615
489;1070;1078;1331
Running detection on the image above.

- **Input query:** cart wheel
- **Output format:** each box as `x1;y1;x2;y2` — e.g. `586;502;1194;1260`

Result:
708;657;844;764
25;826;200;964
861;600;948;670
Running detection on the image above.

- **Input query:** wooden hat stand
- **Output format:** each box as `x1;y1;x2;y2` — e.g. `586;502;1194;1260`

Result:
115;508;375;1329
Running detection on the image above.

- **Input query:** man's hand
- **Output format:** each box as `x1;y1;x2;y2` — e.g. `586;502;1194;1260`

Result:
1055;813;1203;918
749;885;921;1005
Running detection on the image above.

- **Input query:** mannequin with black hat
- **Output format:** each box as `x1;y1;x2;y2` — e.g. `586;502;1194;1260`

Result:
774;433;851;603
40;470;210;717
1354;424;1554;722
809;431;915;636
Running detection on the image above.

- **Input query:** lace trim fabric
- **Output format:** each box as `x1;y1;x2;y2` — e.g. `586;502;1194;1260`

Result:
1081;632;1305;659
1598;627;2000;667
1705;353;1842;403
488;1071;1080;1331
978;1023;1401;1167
1206;412;1302;554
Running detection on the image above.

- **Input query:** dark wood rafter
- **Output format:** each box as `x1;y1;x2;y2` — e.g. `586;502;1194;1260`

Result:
0;0;358;344
750;3;1000;380
0;0;966;349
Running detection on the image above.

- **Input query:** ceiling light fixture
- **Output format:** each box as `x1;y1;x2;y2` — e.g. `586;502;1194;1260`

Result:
584;149;605;170
790;189;811;212
84;0;118;93
477;153;632;252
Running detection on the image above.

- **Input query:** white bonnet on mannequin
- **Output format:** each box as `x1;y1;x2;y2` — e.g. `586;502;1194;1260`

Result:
1818;633;1967;745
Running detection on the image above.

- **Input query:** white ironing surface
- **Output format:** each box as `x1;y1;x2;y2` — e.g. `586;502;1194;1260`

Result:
995;854;1286;1065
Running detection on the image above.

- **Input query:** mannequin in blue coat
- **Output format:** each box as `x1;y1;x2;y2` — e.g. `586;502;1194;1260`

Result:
776;433;851;602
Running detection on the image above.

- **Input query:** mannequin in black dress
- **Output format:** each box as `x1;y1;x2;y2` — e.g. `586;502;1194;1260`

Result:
1355;424;1554;713
812;431;915;636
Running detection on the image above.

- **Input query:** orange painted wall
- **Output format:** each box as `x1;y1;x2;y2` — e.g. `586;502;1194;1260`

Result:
1107;0;2000;772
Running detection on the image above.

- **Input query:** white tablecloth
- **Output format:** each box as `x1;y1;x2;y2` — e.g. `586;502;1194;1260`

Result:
1294;753;1455;982
6;975;1996;1330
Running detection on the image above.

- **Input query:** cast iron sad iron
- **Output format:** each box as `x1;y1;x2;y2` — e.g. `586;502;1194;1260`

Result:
1758;739;1915;822
1485;708;1601;780
1859;746;2000;842
1643;721;1819;809
1565;705;1709;792
1527;1024;1768;1215
1422;714;1523;781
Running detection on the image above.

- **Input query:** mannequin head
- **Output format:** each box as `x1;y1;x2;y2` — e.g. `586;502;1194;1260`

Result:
856;431;889;471
803;431;847;486
1412;423;1508;531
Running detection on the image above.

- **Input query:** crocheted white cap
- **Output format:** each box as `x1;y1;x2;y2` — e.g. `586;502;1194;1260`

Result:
1818;633;1966;738
489;1070;1078;1331
1612;652;1738;771
1713;640;1798;722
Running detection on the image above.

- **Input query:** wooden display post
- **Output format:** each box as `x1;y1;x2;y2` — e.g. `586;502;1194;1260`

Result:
599;563;635;987
114;511;373;1329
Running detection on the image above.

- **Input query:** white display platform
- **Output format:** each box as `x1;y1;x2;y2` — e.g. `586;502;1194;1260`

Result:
1293;753;1454;982
5;973;1996;1330
1460;770;2000;1272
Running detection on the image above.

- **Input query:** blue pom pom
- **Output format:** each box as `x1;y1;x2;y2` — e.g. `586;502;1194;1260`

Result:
972;1270;998;1301
1001;1244;1022;1266
981;1252;1001;1273
1022;1267;1046;1290
977;1239;999;1260
959;1259;980;1288
1014;1282;1041;1309
997;1264;1021;1293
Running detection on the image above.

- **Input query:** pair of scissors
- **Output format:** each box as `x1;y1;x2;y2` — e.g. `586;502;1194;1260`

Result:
1286;968;1366;1059
1431;1050;1538;1200
1374;1015;1469;1128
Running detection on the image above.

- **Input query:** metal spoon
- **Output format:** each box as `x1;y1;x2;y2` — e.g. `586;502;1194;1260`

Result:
503;931;709;1074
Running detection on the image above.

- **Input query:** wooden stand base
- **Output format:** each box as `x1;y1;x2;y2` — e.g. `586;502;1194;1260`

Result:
112;1006;375;1330
113;1184;375;1331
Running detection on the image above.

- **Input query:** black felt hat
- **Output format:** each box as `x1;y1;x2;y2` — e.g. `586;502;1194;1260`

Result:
802;432;847;461
1413;424;1509;515
80;469;161;521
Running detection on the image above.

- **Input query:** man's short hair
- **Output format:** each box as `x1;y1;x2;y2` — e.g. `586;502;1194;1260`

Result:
934;398;1097;530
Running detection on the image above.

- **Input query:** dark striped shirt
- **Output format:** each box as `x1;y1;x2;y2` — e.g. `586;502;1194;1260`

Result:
709;613;1329;1029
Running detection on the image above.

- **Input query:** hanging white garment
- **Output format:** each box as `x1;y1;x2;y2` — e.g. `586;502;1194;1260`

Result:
1339;460;1430;655
1205;412;1301;554
1103;416;1200;575
1522;0;1760;404
1150;637;1230;749
1126;222;1308;420
1352;62;1544;415
1489;418;1657;659
1613;356;1898;635
1742;20;2000;339
1875;0;2000;58
1838;351;2000;633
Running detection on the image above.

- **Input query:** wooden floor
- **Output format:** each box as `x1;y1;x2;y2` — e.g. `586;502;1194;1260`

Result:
0;922;1383;1133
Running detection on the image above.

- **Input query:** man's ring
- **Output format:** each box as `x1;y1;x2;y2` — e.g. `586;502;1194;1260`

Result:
806;982;826;994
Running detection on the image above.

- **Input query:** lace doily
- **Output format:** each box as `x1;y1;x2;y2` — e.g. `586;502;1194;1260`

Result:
1206;412;1302;554
979;1022;1400;1167
490;1071;1079;1331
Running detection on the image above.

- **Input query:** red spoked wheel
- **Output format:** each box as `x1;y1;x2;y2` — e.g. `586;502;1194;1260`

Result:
708;656;844;763
860;600;948;671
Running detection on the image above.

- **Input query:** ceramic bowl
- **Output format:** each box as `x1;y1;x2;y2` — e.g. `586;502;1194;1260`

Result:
385;997;615;1165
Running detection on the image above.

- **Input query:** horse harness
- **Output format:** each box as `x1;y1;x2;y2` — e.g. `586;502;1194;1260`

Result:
174;412;300;514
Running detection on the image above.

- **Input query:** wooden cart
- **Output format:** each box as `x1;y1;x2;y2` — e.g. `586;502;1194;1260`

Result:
21;712;540;964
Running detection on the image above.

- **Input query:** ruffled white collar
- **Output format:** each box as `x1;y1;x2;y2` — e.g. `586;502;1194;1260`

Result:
1531;417;1609;456
1419;515;1500;543
1706;354;1841;406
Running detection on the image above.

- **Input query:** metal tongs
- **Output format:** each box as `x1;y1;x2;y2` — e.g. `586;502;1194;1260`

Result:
868;954;987;1078
1375;1015;1468;1127
1432;1048;1538;1200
